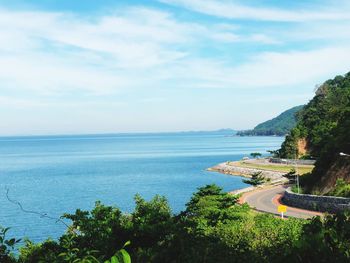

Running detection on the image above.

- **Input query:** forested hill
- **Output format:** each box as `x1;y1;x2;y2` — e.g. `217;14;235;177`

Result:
279;72;350;194
237;105;304;136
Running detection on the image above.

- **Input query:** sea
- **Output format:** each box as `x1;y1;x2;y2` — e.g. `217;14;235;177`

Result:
0;131;283;242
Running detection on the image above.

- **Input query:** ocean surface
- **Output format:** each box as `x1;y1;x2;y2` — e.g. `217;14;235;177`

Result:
0;132;283;242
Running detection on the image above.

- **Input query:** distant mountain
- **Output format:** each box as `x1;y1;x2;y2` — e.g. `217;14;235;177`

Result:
237;105;304;136
172;128;237;136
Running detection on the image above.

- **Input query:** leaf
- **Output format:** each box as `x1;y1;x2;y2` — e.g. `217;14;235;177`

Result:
5;238;16;246
119;249;131;263
110;255;120;263
123;240;131;248
1;244;7;251
84;255;100;263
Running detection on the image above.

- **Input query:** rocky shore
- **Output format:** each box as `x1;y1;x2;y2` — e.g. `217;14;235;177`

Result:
207;161;289;194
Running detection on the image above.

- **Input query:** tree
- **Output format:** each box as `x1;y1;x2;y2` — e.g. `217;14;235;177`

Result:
295;212;350;262
243;172;266;186
4;185;350;263
283;168;296;180
279;72;350;193
250;152;262;159
267;150;280;158
0;227;20;263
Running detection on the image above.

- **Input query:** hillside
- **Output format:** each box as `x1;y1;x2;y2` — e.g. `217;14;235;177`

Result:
237;105;304;136
279;72;350;194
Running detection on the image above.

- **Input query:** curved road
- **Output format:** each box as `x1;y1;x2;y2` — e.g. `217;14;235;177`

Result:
240;185;322;219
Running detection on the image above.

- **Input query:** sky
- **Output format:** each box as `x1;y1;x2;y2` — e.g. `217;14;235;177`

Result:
0;0;350;135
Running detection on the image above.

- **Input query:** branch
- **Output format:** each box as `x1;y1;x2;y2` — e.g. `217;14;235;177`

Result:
5;187;71;229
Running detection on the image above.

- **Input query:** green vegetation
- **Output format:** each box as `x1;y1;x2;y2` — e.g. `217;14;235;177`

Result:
234;161;314;174
267;150;280;157
283;168;296;179
1;185;350;262
243;172;266;186
237;105;304;136
0;226;21;263
327;179;350;198
250;152;262;158
279;72;350;194
291;185;302;194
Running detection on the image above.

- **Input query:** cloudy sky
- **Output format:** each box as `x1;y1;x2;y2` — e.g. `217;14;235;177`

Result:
1;0;350;135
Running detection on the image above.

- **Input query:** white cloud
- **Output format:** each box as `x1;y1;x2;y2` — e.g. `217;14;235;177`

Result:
1;3;350;134
0;7;250;96
0;6;349;97
211;32;240;42
231;47;350;87
160;0;350;22
285;21;350;42
162;46;350;89
248;34;280;44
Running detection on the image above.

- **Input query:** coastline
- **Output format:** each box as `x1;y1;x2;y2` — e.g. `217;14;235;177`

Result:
207;161;289;195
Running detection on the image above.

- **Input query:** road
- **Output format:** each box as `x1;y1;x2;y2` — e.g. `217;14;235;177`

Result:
240;185;322;219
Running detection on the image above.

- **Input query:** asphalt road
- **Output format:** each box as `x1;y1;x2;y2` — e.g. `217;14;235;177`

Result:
241;185;322;219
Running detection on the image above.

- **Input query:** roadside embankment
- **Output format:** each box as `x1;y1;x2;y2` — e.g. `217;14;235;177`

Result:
283;187;350;213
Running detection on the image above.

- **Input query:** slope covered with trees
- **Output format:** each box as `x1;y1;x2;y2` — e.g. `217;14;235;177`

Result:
279;72;350;194
237;105;304;136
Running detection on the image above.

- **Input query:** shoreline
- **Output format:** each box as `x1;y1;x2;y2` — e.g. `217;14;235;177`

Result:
207;161;289;195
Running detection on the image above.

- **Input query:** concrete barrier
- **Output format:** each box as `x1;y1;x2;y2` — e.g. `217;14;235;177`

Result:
270;158;315;165
282;187;350;213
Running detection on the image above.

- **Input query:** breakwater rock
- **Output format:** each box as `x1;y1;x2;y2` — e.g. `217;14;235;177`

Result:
208;162;288;182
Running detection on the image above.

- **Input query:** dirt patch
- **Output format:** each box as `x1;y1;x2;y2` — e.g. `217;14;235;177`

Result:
297;138;308;156
317;159;350;194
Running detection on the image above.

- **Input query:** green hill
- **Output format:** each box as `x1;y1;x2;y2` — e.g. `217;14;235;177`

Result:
279;72;350;195
237;105;304;136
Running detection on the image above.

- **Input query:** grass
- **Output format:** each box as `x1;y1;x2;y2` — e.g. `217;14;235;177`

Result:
326;179;350;197
232;161;314;175
291;185;304;194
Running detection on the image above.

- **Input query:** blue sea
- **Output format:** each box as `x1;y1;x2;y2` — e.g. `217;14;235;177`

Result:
0;132;283;242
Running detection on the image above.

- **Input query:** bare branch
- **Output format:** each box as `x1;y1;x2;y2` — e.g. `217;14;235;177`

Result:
5;187;71;229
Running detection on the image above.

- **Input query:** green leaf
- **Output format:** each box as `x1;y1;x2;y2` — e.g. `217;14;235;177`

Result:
123;240;131;248
110;255;120;263
119;249;131;263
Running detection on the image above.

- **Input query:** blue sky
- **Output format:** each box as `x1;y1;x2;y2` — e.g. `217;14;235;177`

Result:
0;0;350;135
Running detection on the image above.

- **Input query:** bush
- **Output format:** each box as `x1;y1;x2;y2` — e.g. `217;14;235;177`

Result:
0;227;20;263
3;184;350;262
327;179;350;197
243;172;266;186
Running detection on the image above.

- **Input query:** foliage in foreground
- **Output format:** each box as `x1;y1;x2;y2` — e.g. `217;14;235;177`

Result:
1;184;350;263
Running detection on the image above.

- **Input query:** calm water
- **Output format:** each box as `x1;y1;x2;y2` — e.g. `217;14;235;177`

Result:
0;132;283;242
